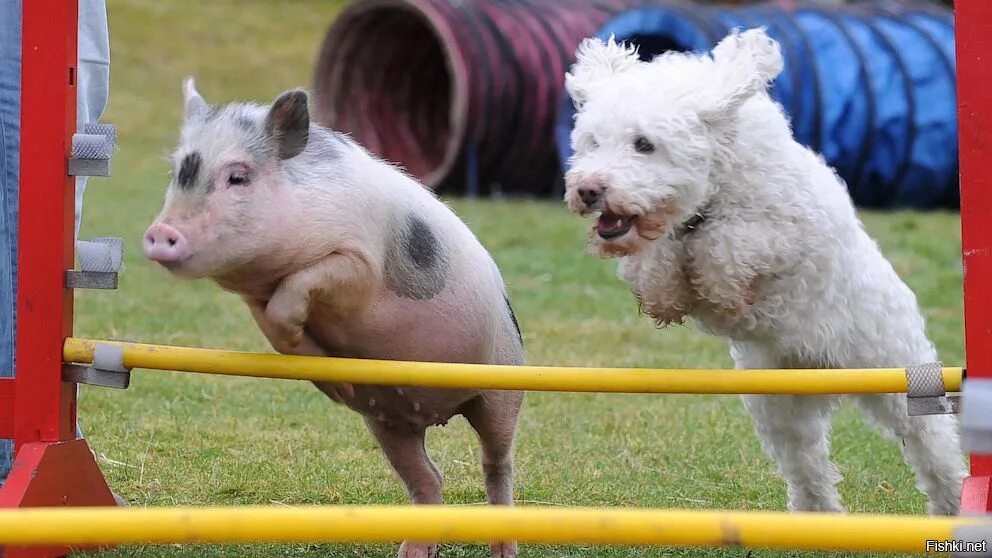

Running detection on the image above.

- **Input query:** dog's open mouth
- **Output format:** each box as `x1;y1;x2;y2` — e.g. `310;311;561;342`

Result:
596;212;636;240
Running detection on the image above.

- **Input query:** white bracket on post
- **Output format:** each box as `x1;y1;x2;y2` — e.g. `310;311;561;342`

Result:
962;378;992;455
63;342;131;389
66;236;123;290
68;123;116;177
905;362;960;416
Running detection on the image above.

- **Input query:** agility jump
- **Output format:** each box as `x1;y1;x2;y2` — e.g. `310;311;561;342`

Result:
0;1;990;557
63;337;964;395
0;505;988;553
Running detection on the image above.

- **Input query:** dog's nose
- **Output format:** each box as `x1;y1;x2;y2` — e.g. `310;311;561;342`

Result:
578;185;605;206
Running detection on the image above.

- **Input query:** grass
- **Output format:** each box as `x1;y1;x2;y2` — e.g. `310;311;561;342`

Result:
70;1;966;556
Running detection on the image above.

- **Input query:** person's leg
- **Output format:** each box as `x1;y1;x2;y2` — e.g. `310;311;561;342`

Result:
75;0;110;239
0;0;22;485
73;0;110;442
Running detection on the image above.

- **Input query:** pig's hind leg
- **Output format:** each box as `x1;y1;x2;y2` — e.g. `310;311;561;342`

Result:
463;391;524;558
364;417;443;558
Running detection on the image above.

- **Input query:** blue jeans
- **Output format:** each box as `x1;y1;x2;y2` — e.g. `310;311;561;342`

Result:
0;0;109;484
0;0;22;485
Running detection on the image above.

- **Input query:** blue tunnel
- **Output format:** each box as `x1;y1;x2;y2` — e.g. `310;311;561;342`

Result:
555;2;958;209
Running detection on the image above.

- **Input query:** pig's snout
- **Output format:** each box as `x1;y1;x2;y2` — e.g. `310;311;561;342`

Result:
143;222;190;263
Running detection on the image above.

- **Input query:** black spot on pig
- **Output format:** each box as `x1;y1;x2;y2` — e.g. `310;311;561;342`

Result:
282;127;343;184
235;116;257;133
406;217;440;268
177;152;202;191
385;214;449;300
504;296;522;345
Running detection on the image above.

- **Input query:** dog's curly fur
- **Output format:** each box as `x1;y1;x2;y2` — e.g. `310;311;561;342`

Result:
563;28;966;514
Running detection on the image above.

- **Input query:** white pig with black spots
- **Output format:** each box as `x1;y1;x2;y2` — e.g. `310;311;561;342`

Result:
143;78;525;558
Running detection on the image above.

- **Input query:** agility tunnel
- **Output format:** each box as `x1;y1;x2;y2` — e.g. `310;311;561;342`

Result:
313;0;669;197
313;1;957;208
555;1;959;209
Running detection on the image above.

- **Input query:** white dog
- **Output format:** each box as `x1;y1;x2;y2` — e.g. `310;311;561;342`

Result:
563;28;966;514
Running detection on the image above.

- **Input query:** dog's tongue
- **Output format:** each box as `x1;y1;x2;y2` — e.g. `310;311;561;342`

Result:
596;213;633;239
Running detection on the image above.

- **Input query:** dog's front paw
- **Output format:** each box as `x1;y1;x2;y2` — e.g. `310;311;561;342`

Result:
724;284;759;324
633;287;691;327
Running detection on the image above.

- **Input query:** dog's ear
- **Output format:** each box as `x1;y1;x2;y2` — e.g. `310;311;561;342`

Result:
566;35;640;108
699;28;782;125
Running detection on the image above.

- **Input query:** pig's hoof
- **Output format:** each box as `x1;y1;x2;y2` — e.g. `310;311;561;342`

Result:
398;541;439;558
490;541;517;558
288;330;303;348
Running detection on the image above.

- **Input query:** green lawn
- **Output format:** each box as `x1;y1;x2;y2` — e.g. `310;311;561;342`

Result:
74;1;965;557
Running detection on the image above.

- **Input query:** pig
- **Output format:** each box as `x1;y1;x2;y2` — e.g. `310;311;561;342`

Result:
143;78;525;558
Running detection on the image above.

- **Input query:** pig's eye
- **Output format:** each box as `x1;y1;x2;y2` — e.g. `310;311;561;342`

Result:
227;172;249;186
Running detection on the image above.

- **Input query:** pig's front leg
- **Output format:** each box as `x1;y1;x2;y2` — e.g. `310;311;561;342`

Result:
365;417;443;558
245;296;326;355
244;296;355;404
265;251;375;348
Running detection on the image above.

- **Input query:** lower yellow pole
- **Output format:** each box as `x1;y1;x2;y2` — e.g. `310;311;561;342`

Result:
0;506;984;552
63;338;963;395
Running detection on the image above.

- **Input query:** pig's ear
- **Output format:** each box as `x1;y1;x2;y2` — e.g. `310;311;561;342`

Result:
182;76;209;120
264;89;310;160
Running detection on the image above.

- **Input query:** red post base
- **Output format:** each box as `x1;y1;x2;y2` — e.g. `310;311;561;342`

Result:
961;474;992;515
0;440;118;558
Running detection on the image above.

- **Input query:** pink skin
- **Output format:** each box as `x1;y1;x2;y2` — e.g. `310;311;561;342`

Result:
145;156;306;282
149;189;522;558
143;222;189;264
145;88;523;558
164;223;520;558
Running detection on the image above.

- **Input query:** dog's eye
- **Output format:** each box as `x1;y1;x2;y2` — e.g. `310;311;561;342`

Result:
633;136;655;154
227;172;249;186
588;137;599;150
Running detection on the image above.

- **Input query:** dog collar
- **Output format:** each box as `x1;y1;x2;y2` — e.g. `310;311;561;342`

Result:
674;210;708;238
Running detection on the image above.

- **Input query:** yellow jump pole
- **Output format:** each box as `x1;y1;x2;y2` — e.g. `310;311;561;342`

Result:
0;505;986;552
63;338;963;395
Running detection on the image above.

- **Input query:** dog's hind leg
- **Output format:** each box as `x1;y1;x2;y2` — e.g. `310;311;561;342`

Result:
733;343;845;512
742;393;845;512
851;394;966;515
